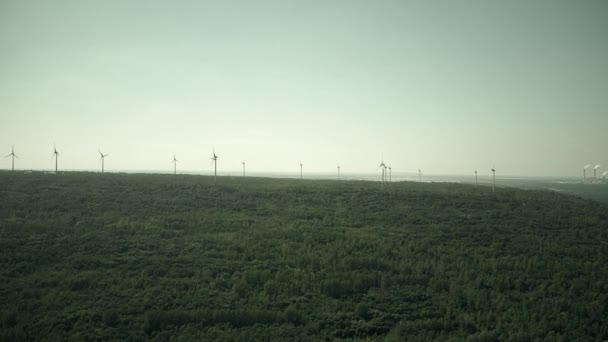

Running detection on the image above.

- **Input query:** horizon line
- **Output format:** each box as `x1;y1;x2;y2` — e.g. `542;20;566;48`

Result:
0;168;589;180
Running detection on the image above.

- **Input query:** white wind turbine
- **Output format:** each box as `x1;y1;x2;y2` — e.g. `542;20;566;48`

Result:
51;144;59;173
379;159;386;190
491;166;496;193
98;149;109;173
5;145;18;171
171;154;178;175
211;148;218;183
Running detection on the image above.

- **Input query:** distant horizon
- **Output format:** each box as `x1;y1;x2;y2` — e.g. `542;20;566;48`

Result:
0;166;591;181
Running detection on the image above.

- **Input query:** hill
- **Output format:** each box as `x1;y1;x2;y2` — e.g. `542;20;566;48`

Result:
0;172;607;341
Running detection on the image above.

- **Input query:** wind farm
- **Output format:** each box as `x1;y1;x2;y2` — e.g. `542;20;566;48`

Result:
4;144;607;196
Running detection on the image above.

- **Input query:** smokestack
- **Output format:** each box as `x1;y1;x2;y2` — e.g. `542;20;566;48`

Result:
583;164;591;183
594;165;601;180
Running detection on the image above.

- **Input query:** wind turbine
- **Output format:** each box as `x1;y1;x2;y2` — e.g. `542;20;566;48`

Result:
211;148;218;183
300;161;303;179
337;164;341;180
491;166;496;193
388;166;392;182
242;161;246;177
51;144;59;173
583;164;590;183
384;164;388;184
475;170;478;186
418;169;422;183
379;160;386;190
5;145;18;171
171;154;178;175
98;149;109;173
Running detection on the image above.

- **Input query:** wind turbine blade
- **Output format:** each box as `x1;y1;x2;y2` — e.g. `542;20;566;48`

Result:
14;154;19;159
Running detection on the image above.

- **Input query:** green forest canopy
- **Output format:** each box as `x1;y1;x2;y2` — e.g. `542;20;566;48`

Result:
0;172;607;341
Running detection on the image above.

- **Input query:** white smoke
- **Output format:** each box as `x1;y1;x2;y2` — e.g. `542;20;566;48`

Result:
603;171;608;177
584;164;591;169
595;164;601;169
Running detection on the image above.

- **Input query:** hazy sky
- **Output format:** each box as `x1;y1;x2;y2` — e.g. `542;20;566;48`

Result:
1;0;607;176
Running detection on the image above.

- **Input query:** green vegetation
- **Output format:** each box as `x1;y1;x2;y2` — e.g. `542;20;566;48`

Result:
1;171;607;341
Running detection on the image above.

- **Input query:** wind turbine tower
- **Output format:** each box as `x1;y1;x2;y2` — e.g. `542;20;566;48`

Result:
5;145;18;171
300;161;303;179
379;160;386;190
475;170;478;186
491;167;496;193
337;164;341;180
52;144;59;173
388;166;392;182
242;161;246;177
172;154;178;175
384;164;388;184
98;149;109;173
419;169;422;183
211;149;218;183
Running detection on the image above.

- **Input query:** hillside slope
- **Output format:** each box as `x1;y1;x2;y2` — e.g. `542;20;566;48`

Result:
1;172;607;341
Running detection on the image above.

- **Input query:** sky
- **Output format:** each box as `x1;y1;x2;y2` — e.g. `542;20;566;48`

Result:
1;0;607;176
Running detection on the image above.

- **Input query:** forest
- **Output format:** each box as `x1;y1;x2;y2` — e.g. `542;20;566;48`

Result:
0;171;607;341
